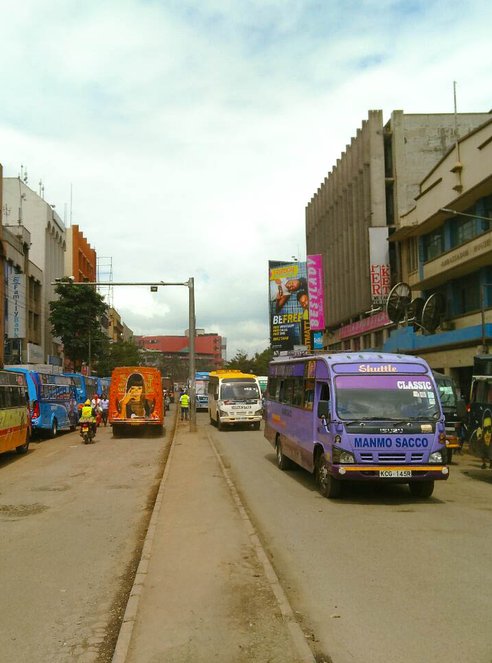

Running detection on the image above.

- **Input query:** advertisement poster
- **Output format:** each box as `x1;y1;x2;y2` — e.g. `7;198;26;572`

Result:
306;254;325;331
369;227;391;306
7;272;26;339
269;260;311;352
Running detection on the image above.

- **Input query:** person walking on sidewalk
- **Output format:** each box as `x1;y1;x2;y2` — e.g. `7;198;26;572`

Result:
179;391;190;421
100;393;109;426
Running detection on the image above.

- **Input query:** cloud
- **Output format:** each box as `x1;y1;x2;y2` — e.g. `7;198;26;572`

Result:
1;0;491;357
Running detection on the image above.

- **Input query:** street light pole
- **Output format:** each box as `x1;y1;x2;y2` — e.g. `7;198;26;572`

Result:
52;277;197;431
188;277;196;432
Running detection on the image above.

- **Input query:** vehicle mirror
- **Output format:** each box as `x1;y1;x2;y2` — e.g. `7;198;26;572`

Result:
317;400;330;420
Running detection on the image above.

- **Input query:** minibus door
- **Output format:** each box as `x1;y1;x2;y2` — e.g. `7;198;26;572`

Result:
315;382;334;462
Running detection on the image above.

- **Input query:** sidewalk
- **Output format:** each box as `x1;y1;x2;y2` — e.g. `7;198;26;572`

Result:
113;416;314;663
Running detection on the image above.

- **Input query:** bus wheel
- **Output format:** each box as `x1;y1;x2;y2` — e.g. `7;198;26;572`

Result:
217;417;224;431
16;430;30;455
252;422;260;431
315;452;341;498
447;448;453;464
409;481;434;498
112;425;120;438
276;438;294;471
50;419;58;438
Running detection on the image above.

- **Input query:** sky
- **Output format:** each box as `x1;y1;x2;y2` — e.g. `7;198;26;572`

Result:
1;0;491;359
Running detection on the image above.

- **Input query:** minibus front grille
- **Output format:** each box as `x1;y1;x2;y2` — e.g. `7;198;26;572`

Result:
358;452;425;463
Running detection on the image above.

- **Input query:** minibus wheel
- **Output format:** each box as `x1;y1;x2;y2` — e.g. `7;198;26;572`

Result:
50;419;58;438
408;480;434;498
315;452;342;498
276;437;294;471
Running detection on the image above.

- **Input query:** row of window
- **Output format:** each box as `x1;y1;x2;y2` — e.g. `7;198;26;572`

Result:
422;196;492;263
267;377;330;410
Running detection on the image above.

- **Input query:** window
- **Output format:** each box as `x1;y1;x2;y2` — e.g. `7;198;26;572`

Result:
407;237;418;273
304;379;315;410
423;228;444;261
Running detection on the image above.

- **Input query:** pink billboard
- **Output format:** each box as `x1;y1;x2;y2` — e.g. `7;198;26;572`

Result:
306;254;325;331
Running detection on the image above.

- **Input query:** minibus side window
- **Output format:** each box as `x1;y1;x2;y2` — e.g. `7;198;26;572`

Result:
293;378;304;407
304;379;315;410
320;383;330;402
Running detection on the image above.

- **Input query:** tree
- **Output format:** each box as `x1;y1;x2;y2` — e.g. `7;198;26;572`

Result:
49;279;109;372
225;347;273;375
97;340;142;377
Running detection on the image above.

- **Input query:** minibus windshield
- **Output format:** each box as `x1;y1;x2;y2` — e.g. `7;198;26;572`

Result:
221;382;260;401
334;374;440;421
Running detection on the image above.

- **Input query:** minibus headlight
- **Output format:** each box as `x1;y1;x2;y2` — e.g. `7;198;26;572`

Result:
332;447;355;464
429;451;443;464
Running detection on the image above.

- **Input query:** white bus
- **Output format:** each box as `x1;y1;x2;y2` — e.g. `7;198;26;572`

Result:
208;370;262;431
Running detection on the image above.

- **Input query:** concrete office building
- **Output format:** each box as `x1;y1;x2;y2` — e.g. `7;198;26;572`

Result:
388;117;492;396
306;110;491;353
3;177;66;364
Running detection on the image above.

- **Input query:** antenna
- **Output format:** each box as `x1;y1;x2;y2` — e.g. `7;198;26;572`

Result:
421;293;445;333
406;297;425;326
385;282;411;324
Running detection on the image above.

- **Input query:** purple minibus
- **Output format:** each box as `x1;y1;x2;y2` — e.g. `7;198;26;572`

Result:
264;352;449;499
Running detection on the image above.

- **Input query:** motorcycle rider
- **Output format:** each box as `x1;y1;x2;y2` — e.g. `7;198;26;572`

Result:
79;399;97;438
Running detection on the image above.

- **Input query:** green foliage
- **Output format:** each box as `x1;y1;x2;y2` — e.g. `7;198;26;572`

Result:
49;280;109;371
97;340;142;376
225;347;273;375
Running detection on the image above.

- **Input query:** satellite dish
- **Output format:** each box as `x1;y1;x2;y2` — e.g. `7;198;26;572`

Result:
407;297;425;325
421;293;445;333
385;282;411;323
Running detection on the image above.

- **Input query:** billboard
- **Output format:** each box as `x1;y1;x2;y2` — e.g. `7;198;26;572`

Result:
269;261;311;353
306;254;325;331
369;227;391;306
7;272;26;339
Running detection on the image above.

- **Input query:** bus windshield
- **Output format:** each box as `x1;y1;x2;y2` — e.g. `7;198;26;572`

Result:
221;381;260;401
334;375;440;421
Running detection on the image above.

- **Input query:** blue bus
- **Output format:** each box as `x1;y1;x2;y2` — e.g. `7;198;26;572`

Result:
6;368;78;438
97;377;111;396
195;371;210;411
264;352;448;499
64;373;99;407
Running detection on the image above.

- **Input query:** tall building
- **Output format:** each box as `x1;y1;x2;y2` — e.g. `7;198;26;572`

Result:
65;224;97;282
3;177;66;364
306;110;491;353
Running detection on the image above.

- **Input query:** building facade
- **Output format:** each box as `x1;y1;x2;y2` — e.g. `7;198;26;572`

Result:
3;177;66;365
136;332;225;380
387;117;492;396
65;224;97;282
306;110;491;355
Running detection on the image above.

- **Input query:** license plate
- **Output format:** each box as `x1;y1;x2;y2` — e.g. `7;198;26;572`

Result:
379;469;412;478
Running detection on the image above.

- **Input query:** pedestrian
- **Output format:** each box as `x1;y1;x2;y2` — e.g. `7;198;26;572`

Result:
179;390;190;421
100;393;109;426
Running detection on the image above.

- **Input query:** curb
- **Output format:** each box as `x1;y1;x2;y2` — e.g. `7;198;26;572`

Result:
111;409;180;663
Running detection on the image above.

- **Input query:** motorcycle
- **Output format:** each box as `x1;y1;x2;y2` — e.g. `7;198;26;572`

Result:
80;420;95;444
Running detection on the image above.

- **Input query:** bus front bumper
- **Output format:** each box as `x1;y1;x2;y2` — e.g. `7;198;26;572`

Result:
331;465;449;481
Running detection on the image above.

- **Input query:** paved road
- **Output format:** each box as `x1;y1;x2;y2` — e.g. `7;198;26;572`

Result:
0;420;169;663
209;414;492;663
